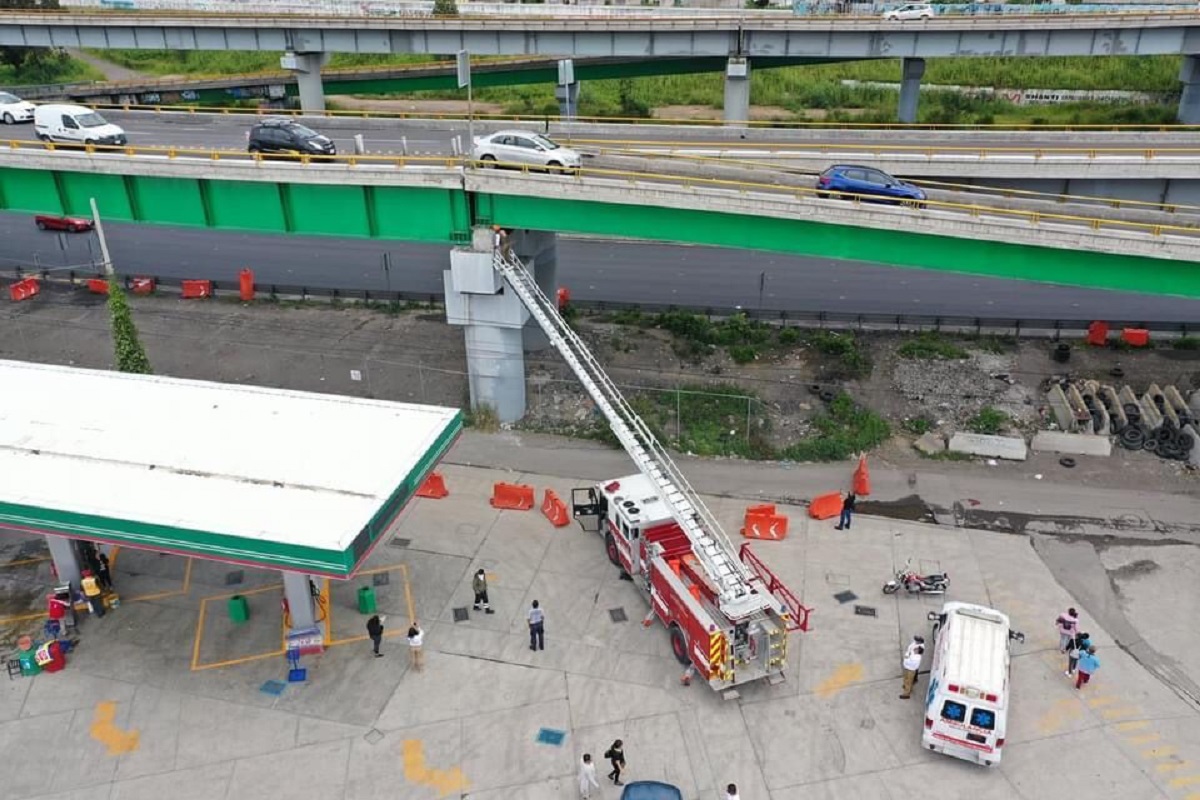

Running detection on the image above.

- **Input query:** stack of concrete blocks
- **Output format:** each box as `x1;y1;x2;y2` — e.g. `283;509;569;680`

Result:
1098;385;1127;432
1121;385;1163;430
1079;381;1110;435
1187;389;1200;468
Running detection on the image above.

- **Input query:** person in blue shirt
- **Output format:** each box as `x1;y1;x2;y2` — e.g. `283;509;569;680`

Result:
1075;645;1100;689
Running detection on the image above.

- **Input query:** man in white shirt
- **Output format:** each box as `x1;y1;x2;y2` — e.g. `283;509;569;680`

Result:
528;600;545;651
725;783;741;800
900;635;925;699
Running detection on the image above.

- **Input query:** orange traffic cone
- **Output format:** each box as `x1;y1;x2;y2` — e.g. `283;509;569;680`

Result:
416;471;449;499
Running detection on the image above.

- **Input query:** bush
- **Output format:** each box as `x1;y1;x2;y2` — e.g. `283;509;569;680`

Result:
107;278;152;374
777;327;800;346
1173;336;1200;350
902;416;933;435
967;406;1008;435
898;333;969;360
805;331;871;378
728;344;759;364
782;393;891;462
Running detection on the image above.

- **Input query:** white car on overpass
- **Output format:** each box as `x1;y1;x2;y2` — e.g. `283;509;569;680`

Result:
471;130;582;172
0;92;36;124
884;3;935;20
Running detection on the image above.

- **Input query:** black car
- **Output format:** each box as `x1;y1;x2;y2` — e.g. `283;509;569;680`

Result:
246;119;336;157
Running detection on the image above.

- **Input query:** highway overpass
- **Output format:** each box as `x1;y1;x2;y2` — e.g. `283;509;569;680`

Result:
2;145;1198;299
6;11;1200;122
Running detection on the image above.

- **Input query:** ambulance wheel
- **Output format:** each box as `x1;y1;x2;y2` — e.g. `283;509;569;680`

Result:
669;624;690;666
604;532;621;567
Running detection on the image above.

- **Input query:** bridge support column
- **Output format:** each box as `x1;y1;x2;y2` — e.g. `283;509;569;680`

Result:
723;57;750;126
898;57;925;124
554;81;580;122
1179;56;1200;124
281;571;316;634
445;228;530;424
46;535;81;590
511;230;558;352
282;51;328;113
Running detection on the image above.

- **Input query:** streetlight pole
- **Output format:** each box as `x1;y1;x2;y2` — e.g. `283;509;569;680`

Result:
89;197;114;277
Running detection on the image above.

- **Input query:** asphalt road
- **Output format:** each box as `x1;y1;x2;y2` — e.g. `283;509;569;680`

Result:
5;111;1196;158
4;213;1198;321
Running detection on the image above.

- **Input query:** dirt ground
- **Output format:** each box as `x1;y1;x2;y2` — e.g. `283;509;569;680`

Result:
0;289;1195;495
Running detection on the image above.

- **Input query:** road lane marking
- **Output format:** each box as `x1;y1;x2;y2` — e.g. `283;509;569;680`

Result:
1037;698;1082;735
1142;746;1178;759
1157;761;1191;773
1169;775;1200;789
1125;733;1162;745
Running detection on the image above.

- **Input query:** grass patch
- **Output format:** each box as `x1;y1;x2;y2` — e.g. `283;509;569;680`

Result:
965;334;1018;354
464;403;500;433
919;449;974;462
1173;336;1200;350
638;311;772;363
803;331;872;379
620;383;773;459
90;50;437;77
0;52;103;86
966;406;1008;435
897;333;969;361
902;416;934;435
782;393;891;463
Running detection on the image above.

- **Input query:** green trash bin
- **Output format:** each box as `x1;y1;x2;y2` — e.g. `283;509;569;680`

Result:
17;648;40;677
228;594;249;624
357;586;376;615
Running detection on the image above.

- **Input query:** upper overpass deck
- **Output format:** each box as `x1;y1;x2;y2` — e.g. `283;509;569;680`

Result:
3;10;1199;57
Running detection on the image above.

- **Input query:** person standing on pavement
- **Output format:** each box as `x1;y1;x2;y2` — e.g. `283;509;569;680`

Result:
81;569;105;618
725;783;741;800
899;635;925;699
407;622;425;672
528;600;545;651
366;614;384;657
835;492;856;531
1056;608;1079;653
604;739;626;786
1075;645;1100;690
1065;630;1091;677
472;569;495;615
96;552;113;591
578;753;600;799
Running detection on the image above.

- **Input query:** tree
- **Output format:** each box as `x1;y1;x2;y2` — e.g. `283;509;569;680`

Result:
0;0;69;84
107;277;152;374
432;0;459;15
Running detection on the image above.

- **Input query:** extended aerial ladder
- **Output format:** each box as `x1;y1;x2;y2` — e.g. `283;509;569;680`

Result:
492;249;810;632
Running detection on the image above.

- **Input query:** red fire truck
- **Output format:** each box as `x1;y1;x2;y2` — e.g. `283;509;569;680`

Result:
494;250;812;695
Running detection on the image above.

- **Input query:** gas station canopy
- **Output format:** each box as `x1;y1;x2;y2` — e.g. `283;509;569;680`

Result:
0;360;461;577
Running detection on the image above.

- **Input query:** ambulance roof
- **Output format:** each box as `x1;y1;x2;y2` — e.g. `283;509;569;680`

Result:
942;602;1011;697
603;473;673;525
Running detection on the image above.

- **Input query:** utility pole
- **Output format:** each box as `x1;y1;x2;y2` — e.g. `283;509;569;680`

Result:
89;197;114;277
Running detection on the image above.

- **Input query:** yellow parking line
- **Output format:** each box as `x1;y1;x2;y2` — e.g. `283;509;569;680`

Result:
1087;696;1120;708
1125;734;1162;745
118;556;193;603
402;563;415;625
1143;746;1177;759
190;584;283;672
191;648;286;672
1158;761;1191;773
1100;707;1142;720
2;556;49;568
1115;720;1151;732
0;611;47;625
1169;775;1200;789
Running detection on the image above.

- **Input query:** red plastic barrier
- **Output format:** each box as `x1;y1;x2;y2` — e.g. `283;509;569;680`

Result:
1086;321;1109;347
415;472;449;499
8;278;39;302
181;279;213;299
130;277;156;295
239;269;255;302
808;492;844;521
742;511;788;541
490;482;535;511
87;278;109;295
1121;328;1150;348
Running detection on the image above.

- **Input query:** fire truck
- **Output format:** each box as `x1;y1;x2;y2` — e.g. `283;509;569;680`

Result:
493;250;812;695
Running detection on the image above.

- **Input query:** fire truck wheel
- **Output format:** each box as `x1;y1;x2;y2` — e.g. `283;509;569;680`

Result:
669;624;691;666
604;532;621;567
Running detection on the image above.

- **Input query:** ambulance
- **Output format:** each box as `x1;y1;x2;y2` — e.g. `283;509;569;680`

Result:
922;602;1024;766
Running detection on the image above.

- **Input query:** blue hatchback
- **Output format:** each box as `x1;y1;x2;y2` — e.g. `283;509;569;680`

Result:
620;781;685;800
816;164;926;207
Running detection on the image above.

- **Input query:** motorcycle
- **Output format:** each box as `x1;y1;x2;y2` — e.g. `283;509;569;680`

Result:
883;558;949;596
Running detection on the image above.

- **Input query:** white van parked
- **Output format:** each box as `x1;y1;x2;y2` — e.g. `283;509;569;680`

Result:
34;104;127;146
922;602;1024;767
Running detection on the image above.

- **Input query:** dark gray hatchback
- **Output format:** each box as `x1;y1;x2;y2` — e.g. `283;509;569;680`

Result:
247;119;336;157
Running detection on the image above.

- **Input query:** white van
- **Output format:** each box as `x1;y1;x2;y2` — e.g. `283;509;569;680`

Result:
922;602;1024;767
34;104;127;146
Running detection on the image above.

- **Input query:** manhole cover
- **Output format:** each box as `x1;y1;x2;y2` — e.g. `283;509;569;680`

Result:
535;728;566;746
833;590;858;604
373;573;390;587
854;605;877;617
608;608;627;623
259;680;286;696
389;537;411;549
224;570;244;586
363;729;384;745
452;607;469;623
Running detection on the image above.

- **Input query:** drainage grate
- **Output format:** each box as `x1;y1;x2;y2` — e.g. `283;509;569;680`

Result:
373;573;390;587
224;570;244;586
833;590;858;604
535;728;567;746
259;680;286;696
608;607;628;623
452;607;470;623
389;537;411;549
854;605;877;617
363;729;384;745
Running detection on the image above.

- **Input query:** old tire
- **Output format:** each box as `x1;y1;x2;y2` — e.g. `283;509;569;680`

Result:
1143;437;1158;452
819;389;836;403
669;624;690;666
1178;432;1195;453
1059;457;1077;468
604;531;621;567
1120;427;1145;449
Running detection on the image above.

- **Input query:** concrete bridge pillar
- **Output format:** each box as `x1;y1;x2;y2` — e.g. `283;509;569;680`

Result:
282;51;328;113
1179;56;1200;124
46;535;81;590
555;81;581;121
444;227;530;424
723;57;751;126
510;230;558;352
281;571;316;634
898;57;925;124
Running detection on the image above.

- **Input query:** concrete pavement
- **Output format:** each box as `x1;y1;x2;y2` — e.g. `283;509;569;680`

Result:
2;430;1200;799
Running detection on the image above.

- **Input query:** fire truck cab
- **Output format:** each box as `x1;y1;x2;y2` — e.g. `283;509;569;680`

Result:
573;474;803;692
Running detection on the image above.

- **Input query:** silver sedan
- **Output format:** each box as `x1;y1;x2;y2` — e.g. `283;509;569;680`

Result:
471;130;582;172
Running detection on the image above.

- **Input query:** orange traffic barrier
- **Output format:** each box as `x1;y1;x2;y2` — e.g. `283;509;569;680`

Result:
415;471;448;499
181;279;213;299
490;481;535;511
8;278;39;302
1121;328;1150;347
87;278;109;295
541;489;570;527
239;268;255;302
808;492;844;521
742;503;789;541
130;277;156;295
1086;321;1109;347
853;456;871;497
